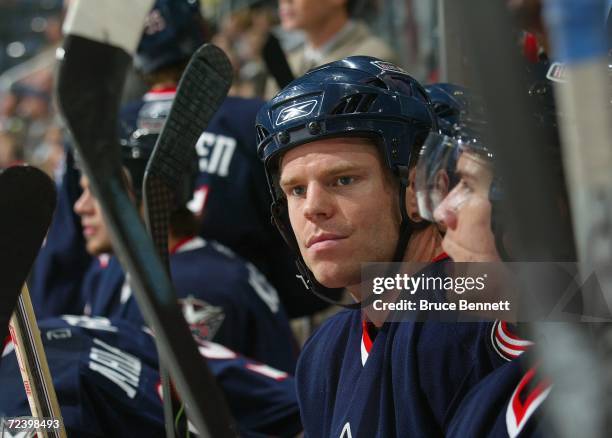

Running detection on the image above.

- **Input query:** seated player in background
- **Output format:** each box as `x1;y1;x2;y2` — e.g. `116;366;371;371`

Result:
0;315;301;437
422;68;572;437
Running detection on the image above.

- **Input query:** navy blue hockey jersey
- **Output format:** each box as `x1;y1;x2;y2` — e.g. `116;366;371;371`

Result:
295;261;516;437
0;316;301;437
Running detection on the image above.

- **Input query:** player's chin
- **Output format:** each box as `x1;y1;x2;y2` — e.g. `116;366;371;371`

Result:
442;237;498;263
86;238;112;257
309;262;357;290
84;238;98;256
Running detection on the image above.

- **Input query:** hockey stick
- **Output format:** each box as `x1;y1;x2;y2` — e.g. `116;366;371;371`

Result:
143;43;232;269
262;32;295;89
9;285;66;438
142;43;233;437
0;165;65;437
56;1;235;436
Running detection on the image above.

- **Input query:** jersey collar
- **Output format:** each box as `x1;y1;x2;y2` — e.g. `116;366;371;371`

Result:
170;236;206;254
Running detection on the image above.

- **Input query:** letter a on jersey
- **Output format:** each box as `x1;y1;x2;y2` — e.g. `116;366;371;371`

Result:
339;422;353;438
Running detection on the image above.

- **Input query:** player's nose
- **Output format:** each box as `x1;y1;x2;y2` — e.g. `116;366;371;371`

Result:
434;196;457;230
303;182;333;222
73;188;93;216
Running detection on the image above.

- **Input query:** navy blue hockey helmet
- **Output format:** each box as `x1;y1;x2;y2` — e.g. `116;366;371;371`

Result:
135;0;205;74
256;56;437;305
424;83;470;135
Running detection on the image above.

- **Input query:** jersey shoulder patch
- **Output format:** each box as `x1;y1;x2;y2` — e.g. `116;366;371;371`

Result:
491;320;533;361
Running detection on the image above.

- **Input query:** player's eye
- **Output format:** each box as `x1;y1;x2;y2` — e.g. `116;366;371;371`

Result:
335;176;355;186
290;185;306;197
458;180;473;194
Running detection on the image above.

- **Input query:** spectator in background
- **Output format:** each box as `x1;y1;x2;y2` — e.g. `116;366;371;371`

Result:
0;1;65;176
212;4;278;97
0;126;23;168
32;123;65;182
264;0;398;98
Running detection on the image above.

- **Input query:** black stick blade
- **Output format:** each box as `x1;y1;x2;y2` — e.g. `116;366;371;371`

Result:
145;44;233;204
0;166;56;343
143;44;232;268
56;36;131;177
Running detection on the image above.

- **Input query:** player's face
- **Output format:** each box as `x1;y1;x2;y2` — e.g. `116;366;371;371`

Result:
73;174;113;255
280;138;400;291
433;152;500;261
278;0;344;31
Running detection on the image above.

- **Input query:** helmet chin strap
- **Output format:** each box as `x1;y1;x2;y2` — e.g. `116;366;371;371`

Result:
391;167;412;263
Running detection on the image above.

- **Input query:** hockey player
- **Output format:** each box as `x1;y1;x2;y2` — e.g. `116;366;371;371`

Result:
121;0;332;318
75;111;297;372
0;315;301;437
421;71;570;437
427;122;551;438
256;57;511;436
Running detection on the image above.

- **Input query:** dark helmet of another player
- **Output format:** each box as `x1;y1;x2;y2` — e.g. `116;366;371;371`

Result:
256;56;437;305
416;62;568;260
416;84;488;222
134;0;205;74
119;100;196;203
425;83;471;135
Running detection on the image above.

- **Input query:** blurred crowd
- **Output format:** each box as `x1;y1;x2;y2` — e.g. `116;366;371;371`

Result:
0;0;442;182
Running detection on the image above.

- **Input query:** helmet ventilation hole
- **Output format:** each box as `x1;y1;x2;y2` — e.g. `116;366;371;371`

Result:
331;93;378;115
256;125;270;143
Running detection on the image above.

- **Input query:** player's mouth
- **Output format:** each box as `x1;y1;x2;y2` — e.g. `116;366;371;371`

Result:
306;233;348;252
82;225;96;238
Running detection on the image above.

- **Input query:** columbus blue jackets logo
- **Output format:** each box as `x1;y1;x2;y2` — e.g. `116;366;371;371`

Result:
179;296;225;343
275;100;318;125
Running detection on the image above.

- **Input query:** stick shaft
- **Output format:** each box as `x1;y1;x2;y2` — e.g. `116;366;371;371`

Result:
9;284;66;438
